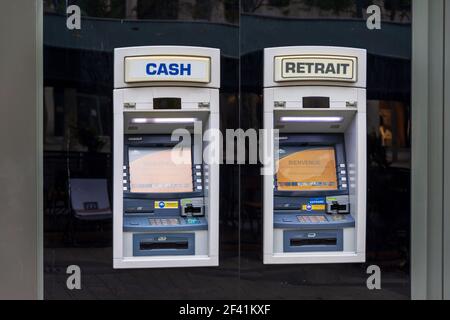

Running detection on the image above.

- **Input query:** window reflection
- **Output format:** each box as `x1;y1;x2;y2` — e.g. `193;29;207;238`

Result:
242;0;411;22
240;0;411;299
43;0;412;300
44;0;239;24
44;0;239;300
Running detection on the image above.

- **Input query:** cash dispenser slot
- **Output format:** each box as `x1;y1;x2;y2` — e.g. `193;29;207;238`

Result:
140;240;188;250
290;238;336;247
133;233;195;256
284;230;343;253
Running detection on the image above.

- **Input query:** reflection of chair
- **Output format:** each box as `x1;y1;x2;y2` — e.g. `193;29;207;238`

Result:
66;179;112;245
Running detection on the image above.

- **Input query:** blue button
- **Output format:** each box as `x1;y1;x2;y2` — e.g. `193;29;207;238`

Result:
187;218;200;224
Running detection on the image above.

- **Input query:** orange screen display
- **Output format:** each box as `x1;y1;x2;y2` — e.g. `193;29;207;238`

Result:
129;147;193;193
277;147;338;191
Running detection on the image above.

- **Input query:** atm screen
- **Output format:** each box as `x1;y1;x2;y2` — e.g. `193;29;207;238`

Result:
277;146;338;192
128;147;193;193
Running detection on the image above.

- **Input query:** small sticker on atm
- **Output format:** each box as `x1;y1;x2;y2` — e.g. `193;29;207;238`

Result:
155;201;179;209
302;204;326;211
309;198;326;205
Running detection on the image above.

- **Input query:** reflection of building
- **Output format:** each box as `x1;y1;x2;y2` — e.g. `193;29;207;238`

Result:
43;0;410;298
367;100;410;167
43;13;239;154
43;10;239;245
43;0;238;24
243;0;411;22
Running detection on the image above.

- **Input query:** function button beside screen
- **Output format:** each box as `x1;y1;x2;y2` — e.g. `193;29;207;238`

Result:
196;165;202;169
340;164;346;168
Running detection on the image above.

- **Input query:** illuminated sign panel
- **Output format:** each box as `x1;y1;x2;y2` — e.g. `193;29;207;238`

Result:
125;55;211;83
274;55;357;82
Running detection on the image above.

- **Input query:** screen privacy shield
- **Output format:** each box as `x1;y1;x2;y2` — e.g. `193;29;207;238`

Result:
276;147;338;192
129;147;193;193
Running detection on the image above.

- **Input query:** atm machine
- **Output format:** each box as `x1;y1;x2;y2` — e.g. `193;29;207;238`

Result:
113;46;220;268
263;46;367;264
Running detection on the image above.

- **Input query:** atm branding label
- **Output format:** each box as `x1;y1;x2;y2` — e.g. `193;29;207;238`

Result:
274;55;357;82
125;56;211;83
155;201;179;209
302;204;326;211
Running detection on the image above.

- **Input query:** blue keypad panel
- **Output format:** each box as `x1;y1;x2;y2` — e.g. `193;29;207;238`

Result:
274;213;355;230
124;216;207;232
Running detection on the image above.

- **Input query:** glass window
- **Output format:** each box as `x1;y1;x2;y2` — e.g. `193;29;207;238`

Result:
43;0;411;300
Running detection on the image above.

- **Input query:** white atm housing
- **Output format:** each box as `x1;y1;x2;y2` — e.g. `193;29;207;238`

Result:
263;46;367;264
113;46;220;269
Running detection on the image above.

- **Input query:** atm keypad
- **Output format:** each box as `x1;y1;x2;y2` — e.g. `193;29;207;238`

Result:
296;215;348;223
149;218;180;226
148;218;202;226
297;216;327;223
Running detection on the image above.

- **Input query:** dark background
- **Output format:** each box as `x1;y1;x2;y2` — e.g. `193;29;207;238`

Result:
43;0;411;299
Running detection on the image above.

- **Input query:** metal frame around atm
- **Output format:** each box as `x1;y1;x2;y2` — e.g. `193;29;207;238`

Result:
113;46;220;269
263;46;367;265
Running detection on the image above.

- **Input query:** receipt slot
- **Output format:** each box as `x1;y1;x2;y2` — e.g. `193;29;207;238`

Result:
263;46;367;264
113;46;220;268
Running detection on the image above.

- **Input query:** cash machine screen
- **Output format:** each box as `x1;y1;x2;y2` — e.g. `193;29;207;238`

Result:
277;146;338;192
128;147;193;193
